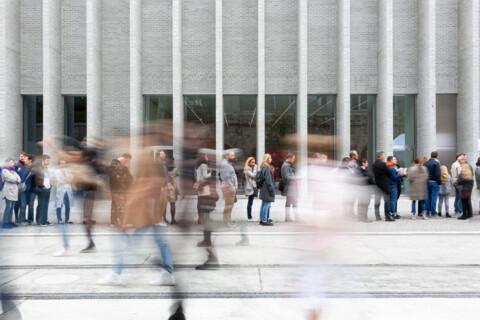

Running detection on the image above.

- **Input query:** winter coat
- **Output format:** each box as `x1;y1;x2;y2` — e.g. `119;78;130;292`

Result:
424;158;441;185
451;161;461;185
108;159;133;193
439;176;453;195
458;165;474;200
281;161;298;197
166;167;179;202
387;165;402;186
259;165;275;202
1;167;21;201
220;159;238;191
244;166;257;196
358;166;375;185
196;163;211;197
373;160;392;194
475;166;480;190
18;164;34;192
407;165;428;201
53;167;75;209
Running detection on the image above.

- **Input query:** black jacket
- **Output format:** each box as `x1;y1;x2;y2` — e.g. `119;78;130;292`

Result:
372;160;392;194
423;158;441;184
259;165;275;202
358;166;375;185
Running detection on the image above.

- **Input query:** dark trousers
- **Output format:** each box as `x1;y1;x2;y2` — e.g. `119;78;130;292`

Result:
247;195;254;219
461;198;473;218
56;193;71;223
374;190;391;220
36;189;51;225
285;195;298;219
19;191;35;223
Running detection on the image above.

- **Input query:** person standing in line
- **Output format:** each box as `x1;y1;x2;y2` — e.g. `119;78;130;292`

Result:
220;150;238;227
474;157;480;215
244;157;258;222
423;151;442;217
386;156;405;219
437;165;453;218
457;156;474;220
357;158;375;222
53;159;75;224
373;151;395;222
258;154;275;226
166;158;179;225
155;150;170;225
13;151;26;223
408;158;428;220
107;153;133;227
281;153;301;222
18;154;35;225
451;153;464;216
1;159;21;228
33;155;52;227
196;153;214;247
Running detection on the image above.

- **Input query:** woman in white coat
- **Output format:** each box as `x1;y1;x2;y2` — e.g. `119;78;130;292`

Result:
2;158;21;228
243;157;258;222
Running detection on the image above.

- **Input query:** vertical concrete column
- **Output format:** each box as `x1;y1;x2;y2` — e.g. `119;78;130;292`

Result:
172;0;183;163
376;0;393;156
257;0;265;159
86;0;102;139
457;0;479;160
337;0;351;160
0;0;22;159
215;0;224;163
130;0;142;164
43;0;63;152
417;0;436;158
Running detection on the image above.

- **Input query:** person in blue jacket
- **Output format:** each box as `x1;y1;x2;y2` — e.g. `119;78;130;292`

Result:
423;151;442;217
386;155;406;219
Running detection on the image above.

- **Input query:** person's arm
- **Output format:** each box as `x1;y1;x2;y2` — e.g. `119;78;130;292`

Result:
435;163;442;184
282;164;295;182
2;170;18;183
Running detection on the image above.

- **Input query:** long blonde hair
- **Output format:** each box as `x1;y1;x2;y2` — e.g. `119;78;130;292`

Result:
440;165;449;184
260;153;272;169
243;157;255;174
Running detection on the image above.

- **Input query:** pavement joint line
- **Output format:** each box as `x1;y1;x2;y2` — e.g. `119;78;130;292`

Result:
0;269;35;287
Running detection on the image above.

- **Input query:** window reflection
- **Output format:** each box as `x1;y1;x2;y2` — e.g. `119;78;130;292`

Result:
307;95;336;159
65;96;87;142
350;95;375;165
393;95;415;169
23;96;43;154
145;96;173;146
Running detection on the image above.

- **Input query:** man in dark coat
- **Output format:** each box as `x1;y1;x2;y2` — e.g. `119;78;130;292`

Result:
281;153;300;221
357;158;375;222
372;151;395;221
423;151;441;217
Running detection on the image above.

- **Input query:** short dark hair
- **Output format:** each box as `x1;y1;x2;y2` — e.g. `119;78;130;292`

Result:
476;157;480;167
386;155;394;162
360;157;368;165
412;158;419;164
26;154;35;162
431;151;438;158
121;153;132;160
286;153;294;160
456;152;463;159
42;154;51;161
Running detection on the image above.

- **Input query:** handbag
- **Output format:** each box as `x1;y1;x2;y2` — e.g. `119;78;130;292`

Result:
18;171;33;193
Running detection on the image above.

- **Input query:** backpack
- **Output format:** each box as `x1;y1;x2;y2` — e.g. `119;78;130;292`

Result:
278;178;286;192
255;170;264;189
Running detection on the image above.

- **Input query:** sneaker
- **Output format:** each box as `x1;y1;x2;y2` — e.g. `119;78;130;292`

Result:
247;218;258;222
45;221;52;225
80;242;96;253
65;221;73;224
40;224;48;227
54;248;70;257
58;221;65;225
260;221;274;226
97;271;123;286
170;220;179;225
149;270;175;286
235;238;250;246
411;213;416;220
422;214;428;220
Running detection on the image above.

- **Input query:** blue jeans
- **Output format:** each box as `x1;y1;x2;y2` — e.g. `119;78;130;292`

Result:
411;200;426;214
36;188;51;225
3;200;15;225
57;223;69;248
112;224;173;275
389;185;398;215
247;195;254;219
426;181;440;216
260;201;271;221
56;193;70;223
454;185;463;213
19;191;35;223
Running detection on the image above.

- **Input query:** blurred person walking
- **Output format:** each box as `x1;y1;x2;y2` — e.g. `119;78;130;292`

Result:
451;153;464;215
408;158;429;220
18;154;35;225
244;157;258;222
53;159;75;224
357;158;375;222
166;158;179;225
281;153;301;222
155;150;170;225
438;165;453;218
13;151;26;222
458;156;474;220
373;151;395;222
424;151;442;217
1;159;21;228
107;153;133;227
195;152;214;247
258;154;275;226
220;150;238;226
32;155;52;226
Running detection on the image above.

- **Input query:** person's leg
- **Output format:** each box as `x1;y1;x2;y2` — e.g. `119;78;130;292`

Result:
18;192;27;223
454;186;462;213
13;200;19;222
3;200;14;225
389;187;397;215
437;194;444;215
247;195;254;219
110;192;119;226
36;191;46;225
430;183;439;216
56;207;62;223
27;192;35;223
222;189;234;223
290;196;298;220
285;196;292;220
425;183;432;215
153;224;174;274
64;193;70;223
383;193;391;219
43;189;51;223
444;194;450;215
467;198;473;218
374;191;381;220
260;201;267;221
411;201;416;214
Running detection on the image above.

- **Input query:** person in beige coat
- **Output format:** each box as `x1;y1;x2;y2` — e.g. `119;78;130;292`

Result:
408;157;428;220
2;159;21;228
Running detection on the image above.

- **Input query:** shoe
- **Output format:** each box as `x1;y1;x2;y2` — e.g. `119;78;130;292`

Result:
438;212;442;217
97;271;123;286
197;240;212;247
40;224;48;227
393;215;401;219
411;213;416;220
458;215;467;220
446;213;452;218
170;220;178;225
66;221;73;224
80;242;96;253
58;221;65;225
54;248;70;257
260;221;274;226
168;305;185;320
19;222;28;226
9;223;19;227
46;221;52;225
385;217;395;222
268;219;273;223
158;222;168;227
236;238;250;246
248;218;258;222
195;260;220;270
149;270;175;286
422;214;428;220
375;217;382;221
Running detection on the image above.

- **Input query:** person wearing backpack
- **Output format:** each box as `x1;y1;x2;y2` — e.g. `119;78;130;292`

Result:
2;158;21;228
281;153;300;222
258;154;275;226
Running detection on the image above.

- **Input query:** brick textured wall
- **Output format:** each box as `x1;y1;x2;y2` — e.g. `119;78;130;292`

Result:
393;0;417;94
143;0;172;94
265;0;297;94
436;0;458;93
61;0;86;94
307;0;337;94
101;0;130;138
183;0;215;94
223;0;257;94
351;0;377;93
21;0;42;94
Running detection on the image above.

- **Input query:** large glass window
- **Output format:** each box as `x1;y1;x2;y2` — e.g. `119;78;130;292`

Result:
307;95;336;159
145;96;173;146
436;94;457;170
393;95;415;169
351;95;376;165
23;96;43;154
224;95;257;158
65;96;87;142
265;95;296;181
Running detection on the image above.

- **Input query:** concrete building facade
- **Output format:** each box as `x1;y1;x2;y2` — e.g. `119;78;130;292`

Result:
0;0;479;170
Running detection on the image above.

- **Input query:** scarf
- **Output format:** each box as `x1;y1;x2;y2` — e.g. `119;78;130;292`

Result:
2;166;15;171
386;161;394;167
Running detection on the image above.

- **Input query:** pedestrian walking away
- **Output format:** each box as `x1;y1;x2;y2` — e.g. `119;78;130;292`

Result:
281;153;301;222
